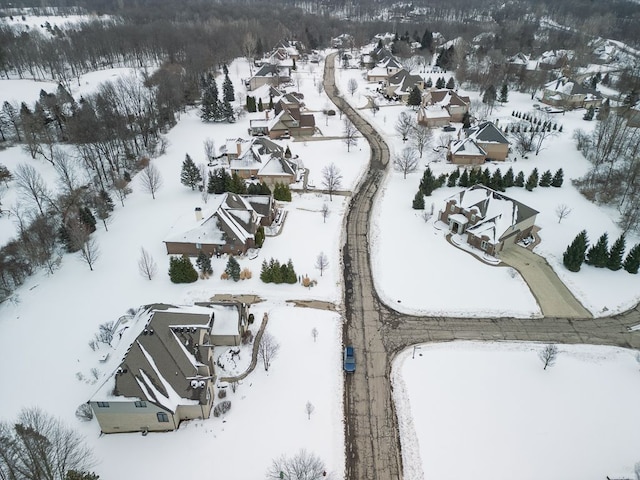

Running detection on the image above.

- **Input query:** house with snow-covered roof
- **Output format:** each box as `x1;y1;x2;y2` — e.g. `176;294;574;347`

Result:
439;185;538;256
163;192;274;257
417;89;470;126
383;69;424;102
89;302;247;433
541;77;602;110
463;121;510;161
447;138;487;165
222;137;299;185
246;63;291;91
367;55;403;82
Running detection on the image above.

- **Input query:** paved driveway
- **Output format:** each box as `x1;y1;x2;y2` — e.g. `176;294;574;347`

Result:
499;246;592;318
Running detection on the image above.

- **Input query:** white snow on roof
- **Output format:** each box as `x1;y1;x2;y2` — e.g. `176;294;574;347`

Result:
211;304;241;336
164;305;215;316
451;139;485;156
449;213;468;225
367;67;388;78
137;342;198;413
170;330;205;368
421;107;450;119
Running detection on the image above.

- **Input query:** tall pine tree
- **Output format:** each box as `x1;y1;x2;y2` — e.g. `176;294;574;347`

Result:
585;232;608;267
607;234;626;271
180;154;202;190
563;230;589;272
623;244;640;274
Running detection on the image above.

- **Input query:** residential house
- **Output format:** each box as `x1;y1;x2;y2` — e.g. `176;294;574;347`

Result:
249;100;315;139
506;52;532;74
163;192;275;257
541;77;603;110
367;55;403;82
439;185;538;256
464;121;510;161
223;137;299;185
417;89;470;127
536;49;573;71
447;138;487;165
383;69;424;101
246;63;291;91
89;302;248;434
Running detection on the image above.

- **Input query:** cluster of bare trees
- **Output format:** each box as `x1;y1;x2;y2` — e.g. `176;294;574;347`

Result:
575;112;640;234
0;408;98;480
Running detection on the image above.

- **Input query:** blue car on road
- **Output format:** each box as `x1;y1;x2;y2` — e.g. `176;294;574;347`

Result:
344;346;356;373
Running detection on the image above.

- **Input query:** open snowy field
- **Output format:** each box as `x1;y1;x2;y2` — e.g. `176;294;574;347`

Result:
393;341;640;480
335;57;640;317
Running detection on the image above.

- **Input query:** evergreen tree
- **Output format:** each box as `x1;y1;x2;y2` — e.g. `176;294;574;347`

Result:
480;167;491;187
268;95;274;110
607;234;626;271
458;168;470;187
222;99;235;122
180;154;202;190
169;255;198;283
419;167;437;196
412;190;425;209
447;169;460;187
503;167;515;188
283;259;297;283
285;146;292;158
490;168;504;191
515;171;525;187
222;71;235;102
583;105;595;121
225;255;241;281
260;259;272;282
420;28;433;51
425;77;433;88
78;206;97;233
258;98;264;112
255;225;265;247
539;170;553;187
247;181;271;195
623;244;640;274
551;168;564;187
200;73;221;122
586;232;609;267
499;83;508;103
525;168;539;191
407;86;422;107
563;230;589;272
270;258;283;283
482;85;497;105
246;96;256;113
228;172;247;194
208;168;231;194
468;168;478;185
273;182;292;201
461;111;471;129
435;77;445;89
196;251;213;276
446;77;455;89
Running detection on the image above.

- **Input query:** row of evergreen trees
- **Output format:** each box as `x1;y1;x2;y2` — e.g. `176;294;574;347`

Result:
200;65;236;123
246;95;274;113
413;166;564;209
260;258;297;284
563;231;640;273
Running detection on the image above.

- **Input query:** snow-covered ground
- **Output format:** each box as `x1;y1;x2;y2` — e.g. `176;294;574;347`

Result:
1;41;640;480
393;341;640;480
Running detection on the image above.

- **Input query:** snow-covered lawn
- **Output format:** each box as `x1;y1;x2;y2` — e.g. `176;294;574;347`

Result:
393;341;640;480
335;57;640;317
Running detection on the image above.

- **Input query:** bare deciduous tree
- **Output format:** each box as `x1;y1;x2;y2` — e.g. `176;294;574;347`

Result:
393;147;419;179
315;252;329;276
0;408;96;480
79;237;100;271
258;331;280;371
138;247;157;280
113;177;132;207
322;163;343;201
555;204;572;223
321;203;329;223
266;449;331;480
14;163;52;216
203;138;216;164
343;118;358;152
395;111;416;141
316;79;324;96
139;163;163;199
347;78;358;96
311;327;318;342
437;133;453;149
539;344;559;370
305;401;315;419
52;148;81;193
242;33;257;75
411;123;432;158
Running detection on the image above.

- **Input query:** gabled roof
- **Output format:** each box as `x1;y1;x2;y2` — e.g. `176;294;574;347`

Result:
450;138;486;156
258;157;297;178
164;193;261;247
423;89;470;108
447;185;538;244
466;121;510;145
387;69;423;95
377;55;403;70
544;77;601;98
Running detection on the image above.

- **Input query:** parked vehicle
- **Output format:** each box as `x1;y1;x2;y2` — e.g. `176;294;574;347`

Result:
442;125;456;132
344;346;356;373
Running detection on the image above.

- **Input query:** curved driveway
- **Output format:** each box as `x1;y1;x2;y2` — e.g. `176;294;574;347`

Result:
323;52;640;480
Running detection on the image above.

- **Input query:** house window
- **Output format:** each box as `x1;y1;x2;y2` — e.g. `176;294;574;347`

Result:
157;412;169;423
135;401;147;408
97;402;109;408
470;214;476;223
195;243;202;249
449;204;455;213
481;240;488;251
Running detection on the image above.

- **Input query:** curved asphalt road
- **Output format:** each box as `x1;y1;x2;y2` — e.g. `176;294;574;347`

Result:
323;53;640;480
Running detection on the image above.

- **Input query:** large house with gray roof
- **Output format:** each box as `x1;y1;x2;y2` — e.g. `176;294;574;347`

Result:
439;185;538;256
89;302;248;434
163;193;275;257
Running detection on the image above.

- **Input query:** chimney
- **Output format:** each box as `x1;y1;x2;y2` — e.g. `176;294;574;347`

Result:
236;141;242;157
195;207;203;221
265;110;270;120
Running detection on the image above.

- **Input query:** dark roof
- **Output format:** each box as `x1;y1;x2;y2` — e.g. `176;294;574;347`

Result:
466;121;510;145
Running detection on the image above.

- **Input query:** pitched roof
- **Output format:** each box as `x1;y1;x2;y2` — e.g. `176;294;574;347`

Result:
466;121;510;145
447;185;538;244
450;138;486;156
423;89;470;108
387;69;423;95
